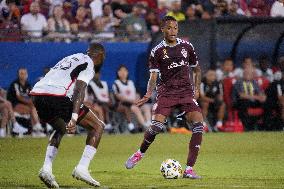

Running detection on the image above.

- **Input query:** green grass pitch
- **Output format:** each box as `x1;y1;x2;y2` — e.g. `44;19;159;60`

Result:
0;132;284;188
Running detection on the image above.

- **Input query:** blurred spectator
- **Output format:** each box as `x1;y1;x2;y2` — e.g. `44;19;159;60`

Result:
20;2;47;41
166;0;185;21
232;66;266;130
265;57;284;130
257;56;274;82
0;1;21;41
185;5;197;21
198;0;215;14
234;57;261;79
216;57;235;81
120;4;149;41
271;0;284;17
0;87;28;137
2;0;21;23
181;0;199;12
214;0;229;17
239;0;252;16
127;0;157;9
145;9;160;34
111;0;133;14
71;0;91;18
201;10;212;19
248;0;269;16
7;68;45;136
70;6;93;41
48;0;64;16
228;0;246;17
90;0;103;19
22;0;50;18
94;3;119;34
113;65;151;133
47;5;72;42
200;69;225;131
86;72;113;131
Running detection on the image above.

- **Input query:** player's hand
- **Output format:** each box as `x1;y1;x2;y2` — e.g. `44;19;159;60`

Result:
194;88;200;100
135;95;150;107
66;119;77;134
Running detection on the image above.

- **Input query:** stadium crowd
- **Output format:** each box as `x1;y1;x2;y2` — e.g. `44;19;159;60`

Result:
1;55;284;138
0;0;284;42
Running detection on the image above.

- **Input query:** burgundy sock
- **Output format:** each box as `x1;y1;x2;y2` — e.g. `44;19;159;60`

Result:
187;122;203;167
140;121;163;153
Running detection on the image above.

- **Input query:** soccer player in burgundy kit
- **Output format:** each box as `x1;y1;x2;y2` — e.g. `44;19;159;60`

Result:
125;16;204;179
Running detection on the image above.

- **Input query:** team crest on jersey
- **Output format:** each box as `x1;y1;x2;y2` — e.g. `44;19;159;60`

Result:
181;48;187;58
163;49;169;59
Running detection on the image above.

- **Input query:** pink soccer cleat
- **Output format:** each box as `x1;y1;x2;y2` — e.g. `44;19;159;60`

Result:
183;167;201;179
125;150;143;169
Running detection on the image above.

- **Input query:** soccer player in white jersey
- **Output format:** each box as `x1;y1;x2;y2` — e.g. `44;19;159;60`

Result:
30;43;105;188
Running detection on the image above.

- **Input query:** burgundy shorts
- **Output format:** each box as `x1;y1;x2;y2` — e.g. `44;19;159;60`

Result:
152;96;201;117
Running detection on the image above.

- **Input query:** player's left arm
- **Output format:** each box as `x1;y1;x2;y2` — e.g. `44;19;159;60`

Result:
193;65;201;99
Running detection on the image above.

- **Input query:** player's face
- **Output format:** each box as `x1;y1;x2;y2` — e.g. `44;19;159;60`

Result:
162;20;178;43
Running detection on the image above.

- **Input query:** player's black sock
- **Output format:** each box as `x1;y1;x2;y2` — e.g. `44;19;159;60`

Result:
187;122;203;167
140;120;164;153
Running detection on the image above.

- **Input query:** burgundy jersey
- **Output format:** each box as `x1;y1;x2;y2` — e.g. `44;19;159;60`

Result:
149;38;199;98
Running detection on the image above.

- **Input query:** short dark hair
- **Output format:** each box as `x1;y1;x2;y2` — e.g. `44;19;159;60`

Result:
161;16;177;27
88;43;105;56
224;57;233;62
116;64;129;80
102;3;111;10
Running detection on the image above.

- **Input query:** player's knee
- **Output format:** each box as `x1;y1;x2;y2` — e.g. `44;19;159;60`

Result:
192;122;204;134
148;120;164;135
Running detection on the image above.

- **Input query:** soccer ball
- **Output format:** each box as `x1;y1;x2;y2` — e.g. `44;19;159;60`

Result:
160;159;183;179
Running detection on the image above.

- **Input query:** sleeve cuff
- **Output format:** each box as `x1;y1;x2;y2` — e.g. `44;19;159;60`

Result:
149;69;160;73
190;62;199;67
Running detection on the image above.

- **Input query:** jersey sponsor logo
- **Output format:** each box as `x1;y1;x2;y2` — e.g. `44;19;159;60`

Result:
168;60;189;70
181;48;187;58
193;99;199;106
163;49;169;59
53;57;72;70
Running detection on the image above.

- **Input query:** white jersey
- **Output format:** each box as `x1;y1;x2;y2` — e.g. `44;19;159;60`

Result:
31;53;95;99
88;80;110;103
112;79;136;101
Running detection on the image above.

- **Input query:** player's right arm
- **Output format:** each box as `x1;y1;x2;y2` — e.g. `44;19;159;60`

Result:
136;72;158;107
66;80;87;134
136;48;159;107
66;60;95;134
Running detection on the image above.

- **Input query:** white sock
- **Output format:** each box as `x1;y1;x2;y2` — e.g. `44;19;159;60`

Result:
43;145;58;172
186;166;192;171
0;128;6;137
33;122;42;131
77;145;96;169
